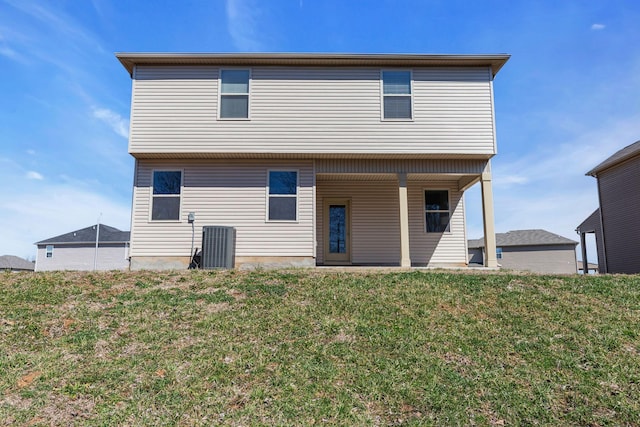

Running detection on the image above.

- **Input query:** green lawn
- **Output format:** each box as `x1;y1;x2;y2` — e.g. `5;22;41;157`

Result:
1;269;639;426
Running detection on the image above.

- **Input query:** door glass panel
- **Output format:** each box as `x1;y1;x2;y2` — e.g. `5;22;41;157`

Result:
329;205;346;254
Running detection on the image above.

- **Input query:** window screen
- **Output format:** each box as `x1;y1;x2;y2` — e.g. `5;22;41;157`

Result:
220;69;250;119
382;71;412;119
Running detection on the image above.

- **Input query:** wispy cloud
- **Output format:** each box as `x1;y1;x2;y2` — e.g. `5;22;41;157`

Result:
0;45;17;58
92;107;129;139
1;1;107;76
591;23;606;30
226;0;267;51
494;174;529;188
4;0;105;53
26;171;43;180
0;30;27;63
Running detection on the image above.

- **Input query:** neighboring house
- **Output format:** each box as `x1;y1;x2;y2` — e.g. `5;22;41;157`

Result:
577;140;640;274
0;255;35;272
578;262;599;274
35;224;130;271
468;229;578;274
117;52;510;270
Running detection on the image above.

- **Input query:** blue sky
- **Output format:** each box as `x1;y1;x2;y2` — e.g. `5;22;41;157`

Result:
1;0;639;263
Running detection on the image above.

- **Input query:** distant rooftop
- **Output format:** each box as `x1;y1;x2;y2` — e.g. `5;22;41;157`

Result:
0;255;34;271
587;140;640;177
35;224;130;245
468;229;577;249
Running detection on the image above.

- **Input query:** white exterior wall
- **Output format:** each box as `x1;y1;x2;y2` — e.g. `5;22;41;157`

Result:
131;159;314;259
129;66;496;157
35;244;129;271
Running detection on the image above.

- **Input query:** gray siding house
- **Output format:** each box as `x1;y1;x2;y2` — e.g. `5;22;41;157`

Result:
35;225;130;271
468;229;578;274
118;53;510;270
577;140;640;274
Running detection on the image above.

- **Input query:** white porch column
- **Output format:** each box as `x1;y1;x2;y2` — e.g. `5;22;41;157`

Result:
480;162;498;268
398;173;411;267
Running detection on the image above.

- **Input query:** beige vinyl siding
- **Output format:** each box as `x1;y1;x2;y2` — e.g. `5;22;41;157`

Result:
316;177;467;265
408;180;467;266
35;244;129;271
316;179;401;265
130;66;495;156
131;159;314;258
597;158;640;273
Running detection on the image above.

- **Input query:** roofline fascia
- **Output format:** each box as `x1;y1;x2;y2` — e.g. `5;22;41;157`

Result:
115;52;511;78
586;151;640;177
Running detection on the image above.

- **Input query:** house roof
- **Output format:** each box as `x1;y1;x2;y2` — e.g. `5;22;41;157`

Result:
586;140;640;177
468;229;578;249
116;52;510;79
35;224;130;245
0;255;34;271
576;209;600;234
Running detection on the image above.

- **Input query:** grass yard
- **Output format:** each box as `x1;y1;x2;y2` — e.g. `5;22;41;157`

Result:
0;269;639;426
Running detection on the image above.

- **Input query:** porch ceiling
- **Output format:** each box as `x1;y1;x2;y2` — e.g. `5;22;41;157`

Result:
316;173;396;181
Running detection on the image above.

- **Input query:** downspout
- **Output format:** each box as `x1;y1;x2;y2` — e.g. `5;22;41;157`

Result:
127;65;138;271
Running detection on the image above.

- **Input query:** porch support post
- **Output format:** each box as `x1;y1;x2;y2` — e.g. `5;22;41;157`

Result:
480;162;498;268
398;173;411;267
580;232;588;274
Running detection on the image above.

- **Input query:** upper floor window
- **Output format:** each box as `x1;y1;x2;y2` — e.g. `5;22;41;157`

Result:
425;189;450;232
382;70;412;120
152;170;182;221
46;245;54;258
219;69;250;119
268;170;298;221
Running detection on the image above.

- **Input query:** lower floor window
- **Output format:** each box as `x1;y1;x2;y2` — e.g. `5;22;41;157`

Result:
425;189;450;232
152;170;182;221
268;170;298;221
496;247;503;259
46;245;53;258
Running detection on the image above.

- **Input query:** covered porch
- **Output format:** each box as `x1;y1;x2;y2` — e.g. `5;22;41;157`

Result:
314;159;497;268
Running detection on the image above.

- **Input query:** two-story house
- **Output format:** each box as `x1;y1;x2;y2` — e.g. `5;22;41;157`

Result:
117;53;509;270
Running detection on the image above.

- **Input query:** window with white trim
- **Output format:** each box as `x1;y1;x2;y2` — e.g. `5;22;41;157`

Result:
268;171;298;221
151;170;182;221
46;245;54;258
382;70;412;120
219;69;250;119
425;190;450;232
496;247;503;259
